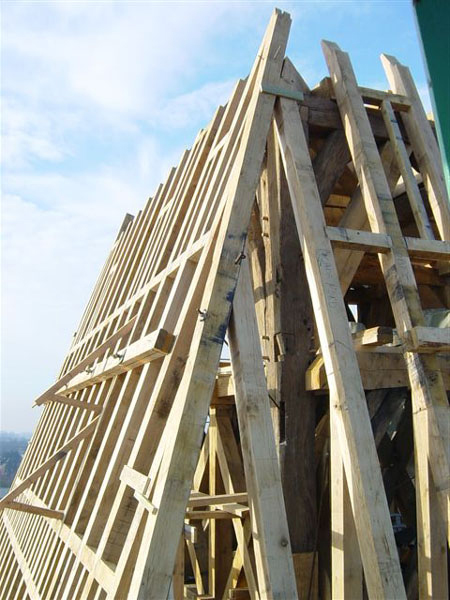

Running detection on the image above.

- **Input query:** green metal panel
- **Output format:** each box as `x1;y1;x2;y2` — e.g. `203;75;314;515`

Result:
414;0;450;194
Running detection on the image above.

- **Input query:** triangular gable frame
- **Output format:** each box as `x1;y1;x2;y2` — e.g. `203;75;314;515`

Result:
1;9;449;600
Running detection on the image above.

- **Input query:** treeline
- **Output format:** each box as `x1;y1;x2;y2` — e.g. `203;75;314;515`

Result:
0;432;31;488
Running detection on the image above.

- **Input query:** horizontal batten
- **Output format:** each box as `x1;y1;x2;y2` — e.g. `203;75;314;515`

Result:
58;329;175;394
327;226;450;259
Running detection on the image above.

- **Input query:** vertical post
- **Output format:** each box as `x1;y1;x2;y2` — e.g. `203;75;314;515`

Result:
229;260;298;600
209;407;233;598
330;408;362;599
275;89;405;598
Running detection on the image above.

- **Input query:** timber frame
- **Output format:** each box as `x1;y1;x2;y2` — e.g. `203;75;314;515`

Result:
1;10;449;600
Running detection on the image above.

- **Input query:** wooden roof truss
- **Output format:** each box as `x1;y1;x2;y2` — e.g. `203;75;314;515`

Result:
1;9;449;600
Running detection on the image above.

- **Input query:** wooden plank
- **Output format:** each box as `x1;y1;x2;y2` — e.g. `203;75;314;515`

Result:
306;351;450;391
229;261;298;599
187;493;248;508
43;394;102;413
172;537;185;600
404;236;450;260
352;326;393;348
408;326;450;352
322;40;449;591
275;65;317;558
414;415;449;599
313;129;351;205
185;511;242;520
292;552;318;600
380;99;435;240
35;318;137;405
332;142;401;295
274;86;405;597
3;501;64;520
215;417;259;599
256;123;283;442
358;86;410;112
260;83;304;102
185;539;205;595
330;411;362;600
0;416;99;509
2;513;41;600
120;465;152;496
23;487;115;595
327;226;391;253
58;328;174;394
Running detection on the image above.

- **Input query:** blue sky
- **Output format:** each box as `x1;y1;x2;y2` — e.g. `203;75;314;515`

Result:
1;0;429;432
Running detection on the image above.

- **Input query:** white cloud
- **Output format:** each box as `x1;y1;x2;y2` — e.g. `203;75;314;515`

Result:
159;79;236;130
1;165;160;431
2;1;253;119
2;98;72;168
0;1;431;432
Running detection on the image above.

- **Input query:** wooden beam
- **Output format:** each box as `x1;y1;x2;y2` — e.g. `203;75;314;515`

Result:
276;61;318;561
381;54;450;241
327;226;391;253
330;410;362;600
408;326;450;353
352;326;394;348
328;226;450;259
380;99;435;240
187;493;248;508
404;236;450;260
313;129;351;205
44;394;102;413
35;317;137;405
229;260;298;599
306;351;450;391
23;487;116;595
120;465;152;496
358;86;411;112
3;500;64;520
185;511;243;520
2;513;41;600
172;537;184;600
58;328;175;395
323;40;449;594
121;13;293;600
275;84;405;597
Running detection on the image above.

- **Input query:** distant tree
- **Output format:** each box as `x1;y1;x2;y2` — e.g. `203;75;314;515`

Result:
0;450;22;487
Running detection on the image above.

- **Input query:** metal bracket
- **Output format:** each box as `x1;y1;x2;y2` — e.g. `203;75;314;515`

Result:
260;83;304;102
